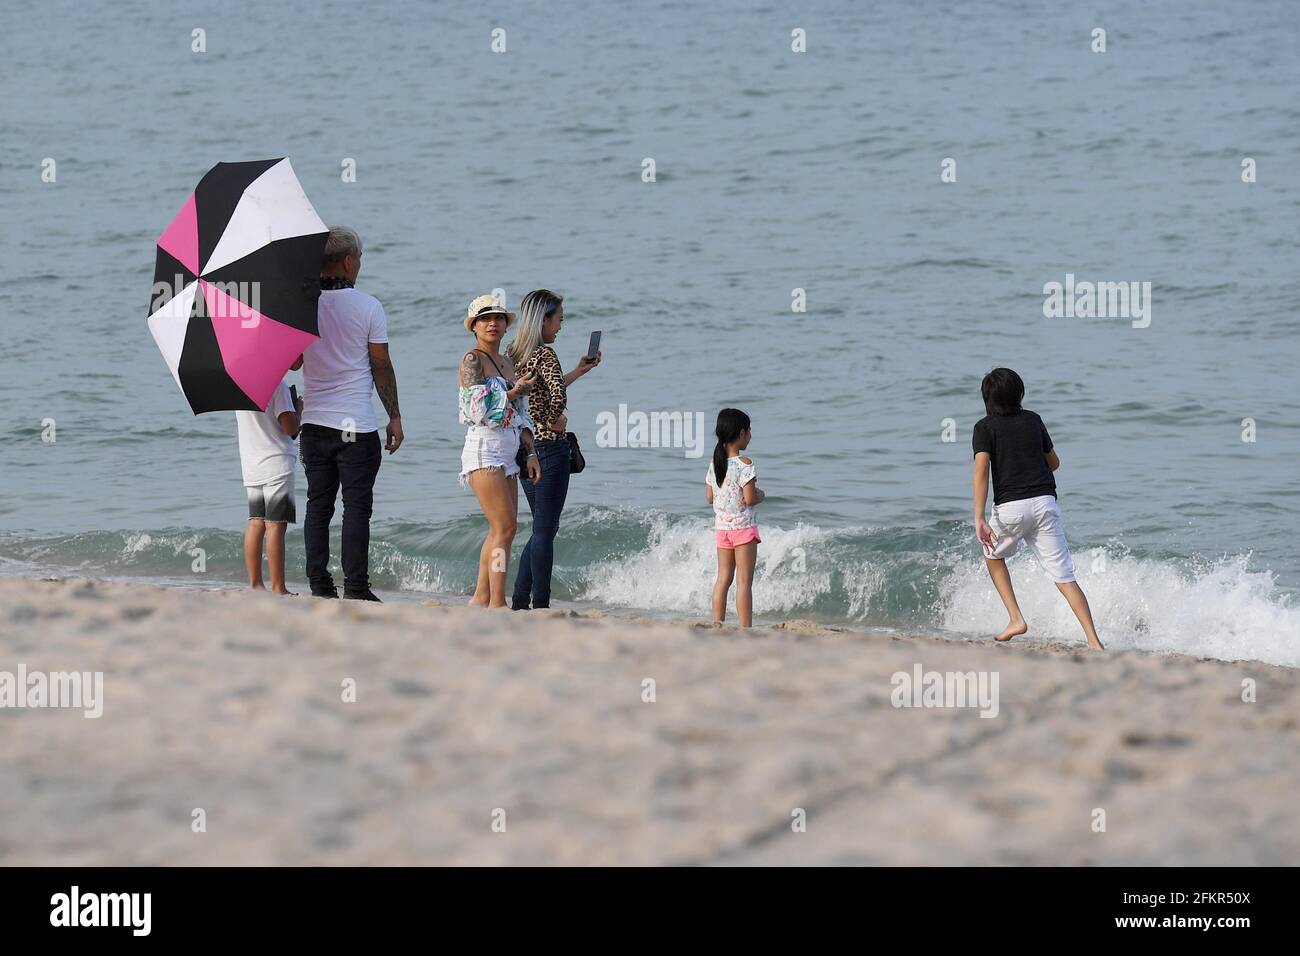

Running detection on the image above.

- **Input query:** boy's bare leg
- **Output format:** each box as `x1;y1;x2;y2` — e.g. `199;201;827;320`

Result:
733;541;758;628
984;557;1027;641
712;548;736;623
1056;581;1105;650
265;522;291;595
244;519;266;590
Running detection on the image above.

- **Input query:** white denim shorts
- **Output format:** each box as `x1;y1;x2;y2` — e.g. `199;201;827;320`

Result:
983;494;1076;583
459;425;521;484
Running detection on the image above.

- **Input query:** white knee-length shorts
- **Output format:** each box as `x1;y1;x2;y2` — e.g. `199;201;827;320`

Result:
983;494;1077;583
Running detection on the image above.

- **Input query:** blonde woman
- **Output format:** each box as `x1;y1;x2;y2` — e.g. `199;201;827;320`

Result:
506;290;601;609
459;294;541;608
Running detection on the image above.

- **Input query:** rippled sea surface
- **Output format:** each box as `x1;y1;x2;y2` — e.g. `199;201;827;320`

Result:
2;1;1297;663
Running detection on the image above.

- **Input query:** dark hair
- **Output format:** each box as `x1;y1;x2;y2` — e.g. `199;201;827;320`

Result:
981;367;1025;416
713;408;752;486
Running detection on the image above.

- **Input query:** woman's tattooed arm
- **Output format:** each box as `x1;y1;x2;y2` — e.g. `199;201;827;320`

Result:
460;351;485;387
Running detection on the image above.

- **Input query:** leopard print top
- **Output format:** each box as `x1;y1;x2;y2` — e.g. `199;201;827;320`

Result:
519;345;567;443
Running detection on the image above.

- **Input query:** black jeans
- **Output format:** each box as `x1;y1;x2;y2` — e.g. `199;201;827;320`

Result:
512;439;571;609
301;424;382;593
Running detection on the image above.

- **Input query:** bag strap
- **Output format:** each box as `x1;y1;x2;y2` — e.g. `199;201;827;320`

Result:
473;349;512;386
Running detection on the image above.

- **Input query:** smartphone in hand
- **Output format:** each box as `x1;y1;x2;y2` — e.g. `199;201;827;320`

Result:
586;330;602;360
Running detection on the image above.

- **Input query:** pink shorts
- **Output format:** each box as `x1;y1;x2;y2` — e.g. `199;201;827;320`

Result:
715;527;761;549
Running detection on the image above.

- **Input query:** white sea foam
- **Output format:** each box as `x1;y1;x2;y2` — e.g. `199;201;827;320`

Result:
583;518;1300;667
372;546;449;594
580;514;868;618
940;550;1300;667
119;531;202;560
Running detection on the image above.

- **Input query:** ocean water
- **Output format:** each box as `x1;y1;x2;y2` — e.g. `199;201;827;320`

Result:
1;1;1297;666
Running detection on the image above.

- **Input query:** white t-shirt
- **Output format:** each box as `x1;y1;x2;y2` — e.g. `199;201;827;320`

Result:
236;381;296;486
705;456;758;530
301;287;389;432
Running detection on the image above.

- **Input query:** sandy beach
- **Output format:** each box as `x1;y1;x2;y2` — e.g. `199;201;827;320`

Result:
0;576;1295;866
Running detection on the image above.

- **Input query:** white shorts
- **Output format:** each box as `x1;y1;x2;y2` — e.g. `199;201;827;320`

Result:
459;426;521;484
983;494;1076;583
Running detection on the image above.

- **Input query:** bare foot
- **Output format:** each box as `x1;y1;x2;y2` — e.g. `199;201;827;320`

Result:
273;588;296;596
249;583;265;591
994;619;1027;642
1087;635;1105;651
468;598;488;608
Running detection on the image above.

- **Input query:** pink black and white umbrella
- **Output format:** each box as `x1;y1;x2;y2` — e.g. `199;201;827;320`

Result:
147;157;327;414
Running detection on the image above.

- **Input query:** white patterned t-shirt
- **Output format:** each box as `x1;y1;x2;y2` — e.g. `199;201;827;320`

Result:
705;456;758;531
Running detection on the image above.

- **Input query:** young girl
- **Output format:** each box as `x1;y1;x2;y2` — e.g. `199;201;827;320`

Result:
706;408;764;627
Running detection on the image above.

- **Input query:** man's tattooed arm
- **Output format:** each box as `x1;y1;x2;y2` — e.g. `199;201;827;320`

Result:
368;343;401;419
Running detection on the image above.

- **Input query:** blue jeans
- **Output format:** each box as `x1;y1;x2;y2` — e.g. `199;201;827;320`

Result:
512;439;571;609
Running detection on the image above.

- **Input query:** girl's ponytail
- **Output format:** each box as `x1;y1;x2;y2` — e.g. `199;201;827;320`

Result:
712;408;752;486
712;440;729;488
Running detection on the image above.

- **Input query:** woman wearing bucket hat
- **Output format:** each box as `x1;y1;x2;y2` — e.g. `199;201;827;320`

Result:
459;294;542;608
505;289;602;610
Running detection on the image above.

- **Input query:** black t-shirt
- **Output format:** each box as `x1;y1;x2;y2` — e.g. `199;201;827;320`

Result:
972;409;1056;505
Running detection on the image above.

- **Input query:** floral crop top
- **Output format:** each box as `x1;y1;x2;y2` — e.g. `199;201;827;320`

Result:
458;352;534;431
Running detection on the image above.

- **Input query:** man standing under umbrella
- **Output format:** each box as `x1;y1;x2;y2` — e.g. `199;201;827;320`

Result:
297;226;403;600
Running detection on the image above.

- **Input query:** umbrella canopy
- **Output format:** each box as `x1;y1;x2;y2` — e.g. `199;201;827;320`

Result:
147;157;327;413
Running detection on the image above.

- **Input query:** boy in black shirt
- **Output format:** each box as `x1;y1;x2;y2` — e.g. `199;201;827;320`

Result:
971;368;1104;650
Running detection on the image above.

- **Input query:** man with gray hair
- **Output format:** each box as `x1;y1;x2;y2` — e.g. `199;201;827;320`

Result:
296;225;403;600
